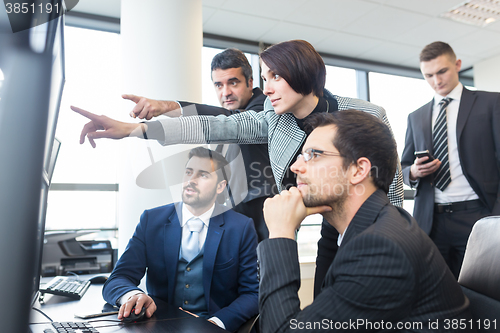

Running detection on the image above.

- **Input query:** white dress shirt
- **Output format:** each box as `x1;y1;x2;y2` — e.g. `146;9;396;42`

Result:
337;225;349;246
180;203;214;252
432;83;479;203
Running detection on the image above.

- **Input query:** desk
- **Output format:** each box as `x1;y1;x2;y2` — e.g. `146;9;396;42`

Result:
30;276;227;333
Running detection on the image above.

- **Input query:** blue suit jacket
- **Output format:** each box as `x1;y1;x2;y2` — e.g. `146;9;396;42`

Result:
102;203;259;332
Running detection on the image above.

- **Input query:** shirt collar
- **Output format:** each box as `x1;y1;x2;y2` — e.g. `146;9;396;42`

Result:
434;82;463;106
181;203;215;228
337;224;349;246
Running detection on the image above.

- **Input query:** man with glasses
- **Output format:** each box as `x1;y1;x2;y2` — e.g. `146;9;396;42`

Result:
257;111;473;332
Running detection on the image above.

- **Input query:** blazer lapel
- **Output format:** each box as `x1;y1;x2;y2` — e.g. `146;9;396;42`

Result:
269;113;306;188
323;191;390;289
421;100;434;154
340;190;389;247
202;205;225;308
456;88;476;144
164;203;182;303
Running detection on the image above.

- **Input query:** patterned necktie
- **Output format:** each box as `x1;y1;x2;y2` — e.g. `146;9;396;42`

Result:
181;218;204;262
433;97;452;191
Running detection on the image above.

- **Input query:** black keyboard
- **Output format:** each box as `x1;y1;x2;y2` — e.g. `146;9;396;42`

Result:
39;276;91;300
49;322;99;333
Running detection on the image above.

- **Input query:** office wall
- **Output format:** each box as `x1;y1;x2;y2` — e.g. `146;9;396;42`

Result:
474;54;500;92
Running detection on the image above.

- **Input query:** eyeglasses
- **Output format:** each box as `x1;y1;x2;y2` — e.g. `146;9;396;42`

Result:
297;148;342;163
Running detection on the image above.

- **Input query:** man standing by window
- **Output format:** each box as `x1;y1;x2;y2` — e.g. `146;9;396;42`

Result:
401;41;500;278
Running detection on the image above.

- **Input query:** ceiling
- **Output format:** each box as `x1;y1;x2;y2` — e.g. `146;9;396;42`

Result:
70;0;500;72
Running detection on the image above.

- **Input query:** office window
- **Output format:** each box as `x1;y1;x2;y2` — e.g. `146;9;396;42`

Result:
46;191;117;230
325;65;357;99
369;72;434;159
369;72;435;213
46;26;122;231
52;26;121;186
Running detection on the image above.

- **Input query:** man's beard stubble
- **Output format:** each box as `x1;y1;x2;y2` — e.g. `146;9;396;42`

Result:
182;184;218;209
301;179;349;219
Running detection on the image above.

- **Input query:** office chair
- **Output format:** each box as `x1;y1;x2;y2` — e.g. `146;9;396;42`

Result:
236;314;259;333
458;216;500;332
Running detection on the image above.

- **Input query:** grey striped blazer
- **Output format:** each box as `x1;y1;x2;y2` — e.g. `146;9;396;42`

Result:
157;91;404;206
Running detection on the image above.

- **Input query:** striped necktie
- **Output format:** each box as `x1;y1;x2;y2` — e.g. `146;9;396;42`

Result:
433;97;452;191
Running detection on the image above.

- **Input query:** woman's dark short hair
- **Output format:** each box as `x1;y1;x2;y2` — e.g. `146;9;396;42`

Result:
211;48;253;86
420;41;456;62
304;111;397;193
260;40;325;97
188;147;231;183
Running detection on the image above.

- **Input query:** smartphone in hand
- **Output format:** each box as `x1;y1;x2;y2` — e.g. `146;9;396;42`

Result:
414;150;435;164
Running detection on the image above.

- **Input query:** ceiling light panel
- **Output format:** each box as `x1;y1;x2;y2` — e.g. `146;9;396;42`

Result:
441;0;500;26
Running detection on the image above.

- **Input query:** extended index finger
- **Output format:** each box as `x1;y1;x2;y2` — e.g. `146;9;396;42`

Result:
71;105;99;121
122;94;141;104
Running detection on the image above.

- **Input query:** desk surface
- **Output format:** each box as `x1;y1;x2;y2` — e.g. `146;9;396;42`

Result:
30;275;227;333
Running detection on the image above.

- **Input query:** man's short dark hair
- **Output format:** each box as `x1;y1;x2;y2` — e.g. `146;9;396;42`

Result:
305;111;397;193
420;41;456;62
188;147;231;183
211;48;253;86
260;40;325;97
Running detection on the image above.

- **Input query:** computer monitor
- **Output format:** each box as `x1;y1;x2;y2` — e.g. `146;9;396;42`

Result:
31;2;66;308
0;1;65;332
33;137;62;306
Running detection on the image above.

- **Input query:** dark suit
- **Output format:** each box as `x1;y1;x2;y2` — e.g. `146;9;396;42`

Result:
102;203;259;332
257;190;474;333
181;88;275;241
401;87;500;275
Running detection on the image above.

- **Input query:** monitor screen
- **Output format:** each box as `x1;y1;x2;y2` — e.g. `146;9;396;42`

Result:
0;1;65;331
31;8;66;307
33;138;61;306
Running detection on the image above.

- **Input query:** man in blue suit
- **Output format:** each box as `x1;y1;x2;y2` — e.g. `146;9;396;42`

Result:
102;147;259;332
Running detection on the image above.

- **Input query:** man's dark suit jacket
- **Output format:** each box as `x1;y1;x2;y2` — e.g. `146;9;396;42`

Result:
401;87;500;234
257;190;473;333
102;203;259;332
180;87;275;204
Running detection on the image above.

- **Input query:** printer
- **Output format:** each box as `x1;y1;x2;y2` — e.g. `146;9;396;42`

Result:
41;231;116;277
